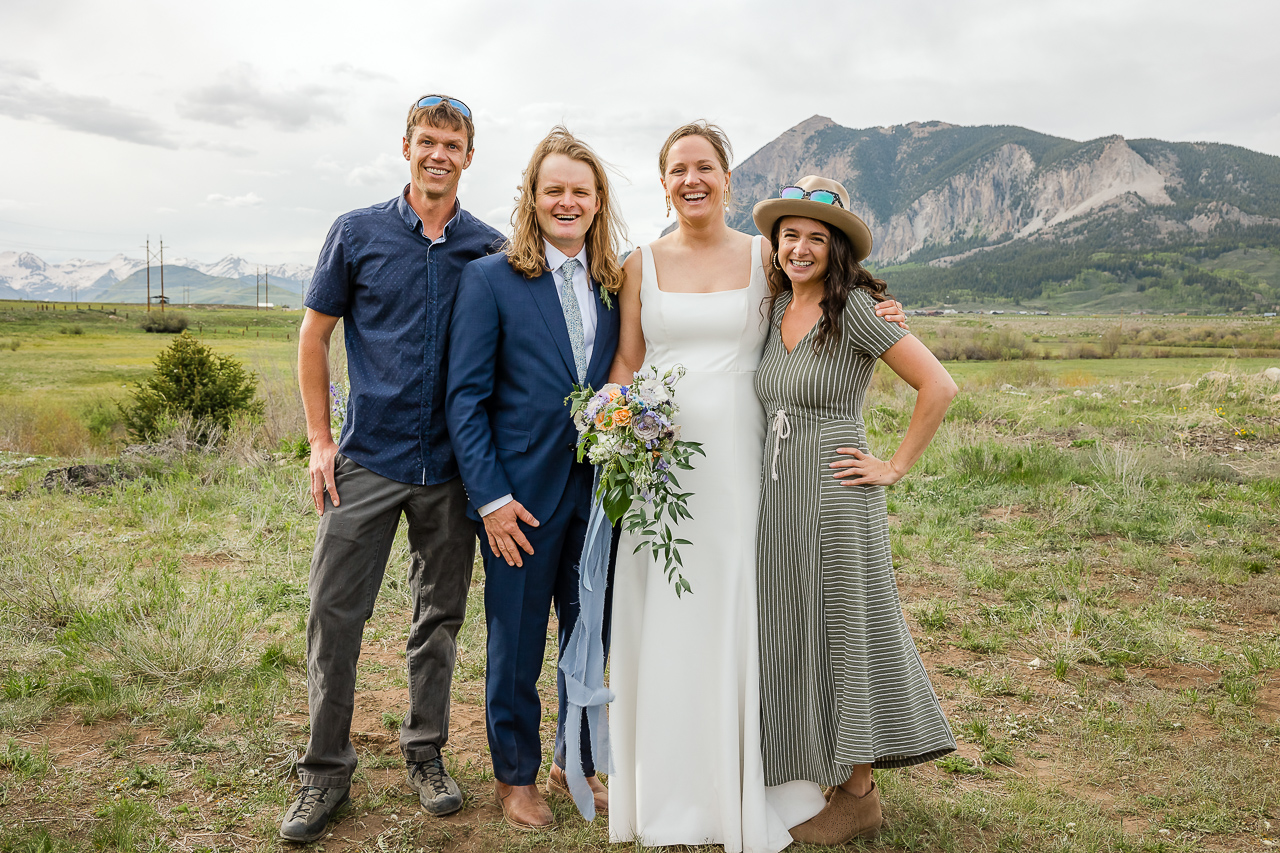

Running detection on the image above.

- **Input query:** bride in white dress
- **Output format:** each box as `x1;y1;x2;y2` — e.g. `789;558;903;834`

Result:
606;123;826;853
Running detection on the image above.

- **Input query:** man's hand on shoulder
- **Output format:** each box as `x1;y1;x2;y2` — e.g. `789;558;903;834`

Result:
482;500;540;568
309;436;341;515
876;298;909;330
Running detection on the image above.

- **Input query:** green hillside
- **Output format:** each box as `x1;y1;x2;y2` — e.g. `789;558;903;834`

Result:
876;223;1280;311
97;267;302;308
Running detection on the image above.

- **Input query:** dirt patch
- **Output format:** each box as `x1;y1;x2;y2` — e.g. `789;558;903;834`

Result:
1255;684;1280;725
1136;663;1220;692
982;505;1033;521
1171;417;1280;456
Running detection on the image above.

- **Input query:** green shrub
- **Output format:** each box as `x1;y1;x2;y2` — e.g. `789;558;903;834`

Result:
278;434;310;459
84;397;124;441
139;312;189;333
120;332;263;442
57;325;83;336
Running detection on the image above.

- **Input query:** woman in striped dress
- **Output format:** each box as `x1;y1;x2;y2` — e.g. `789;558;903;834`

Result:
751;176;959;846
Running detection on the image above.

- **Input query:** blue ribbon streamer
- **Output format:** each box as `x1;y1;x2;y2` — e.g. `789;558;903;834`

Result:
558;469;615;821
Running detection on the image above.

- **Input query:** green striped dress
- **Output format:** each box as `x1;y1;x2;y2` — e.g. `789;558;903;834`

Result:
754;289;956;787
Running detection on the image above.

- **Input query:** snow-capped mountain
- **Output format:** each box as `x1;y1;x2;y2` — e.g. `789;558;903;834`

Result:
0;252;147;301
0;252;313;302
174;255;315;285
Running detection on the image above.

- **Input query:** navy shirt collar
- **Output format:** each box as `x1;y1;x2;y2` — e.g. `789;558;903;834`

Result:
396;184;460;239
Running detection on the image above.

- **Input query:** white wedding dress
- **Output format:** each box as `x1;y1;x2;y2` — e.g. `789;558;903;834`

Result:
608;237;826;852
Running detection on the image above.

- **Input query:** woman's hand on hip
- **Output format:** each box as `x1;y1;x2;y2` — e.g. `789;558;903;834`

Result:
831;447;904;486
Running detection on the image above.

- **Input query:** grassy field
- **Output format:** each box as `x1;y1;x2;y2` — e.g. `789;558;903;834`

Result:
0;301;305;457
0;307;1277;852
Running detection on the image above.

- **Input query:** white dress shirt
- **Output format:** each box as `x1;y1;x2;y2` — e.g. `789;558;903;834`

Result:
543;241;598;367
478;242;598;519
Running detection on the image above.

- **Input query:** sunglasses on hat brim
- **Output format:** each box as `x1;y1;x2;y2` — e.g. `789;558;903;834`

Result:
778;186;845;209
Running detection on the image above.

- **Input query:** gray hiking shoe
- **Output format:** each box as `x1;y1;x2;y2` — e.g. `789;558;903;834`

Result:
279;785;350;843
408;756;463;816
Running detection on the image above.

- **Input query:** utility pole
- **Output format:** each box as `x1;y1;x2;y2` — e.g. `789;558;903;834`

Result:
158;238;166;313
144;237;152;313
265;269;269;311
256;267;261;311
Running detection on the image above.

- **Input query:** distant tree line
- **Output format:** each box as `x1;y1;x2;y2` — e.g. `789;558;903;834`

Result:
877;222;1280;310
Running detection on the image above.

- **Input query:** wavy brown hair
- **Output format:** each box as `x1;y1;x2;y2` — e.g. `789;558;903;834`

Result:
505;127;626;293
764;218;890;354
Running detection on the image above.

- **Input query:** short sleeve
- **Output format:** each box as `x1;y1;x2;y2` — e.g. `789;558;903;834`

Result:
304;218;350;317
842;289;907;358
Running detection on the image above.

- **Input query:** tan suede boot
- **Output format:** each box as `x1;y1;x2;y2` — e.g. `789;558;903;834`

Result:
789;782;882;845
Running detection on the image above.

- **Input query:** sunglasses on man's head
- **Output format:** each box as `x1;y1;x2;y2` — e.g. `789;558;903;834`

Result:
778;186;845;209
415;95;472;118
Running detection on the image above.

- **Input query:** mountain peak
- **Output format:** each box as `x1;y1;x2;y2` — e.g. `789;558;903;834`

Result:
789;115;835;136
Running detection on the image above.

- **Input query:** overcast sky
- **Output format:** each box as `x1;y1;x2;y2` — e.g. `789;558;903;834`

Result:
2;0;1277;266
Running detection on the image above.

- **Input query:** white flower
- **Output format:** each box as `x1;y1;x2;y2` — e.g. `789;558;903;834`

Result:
638;377;670;404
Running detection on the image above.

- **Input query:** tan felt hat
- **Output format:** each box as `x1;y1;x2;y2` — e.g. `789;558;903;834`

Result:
752;175;873;262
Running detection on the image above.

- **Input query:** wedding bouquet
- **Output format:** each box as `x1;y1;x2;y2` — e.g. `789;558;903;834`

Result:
565;365;703;597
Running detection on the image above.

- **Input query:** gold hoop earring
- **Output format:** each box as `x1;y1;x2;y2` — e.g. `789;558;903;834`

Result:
724;184;732;208
665;195;672;217
772;252;782;270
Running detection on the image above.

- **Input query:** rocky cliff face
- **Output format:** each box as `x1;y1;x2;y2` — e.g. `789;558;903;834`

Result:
727;118;1280;265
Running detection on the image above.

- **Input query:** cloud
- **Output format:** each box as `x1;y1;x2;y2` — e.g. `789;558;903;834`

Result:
313;156;343;175
0;62;178;149
345;153;402;187
205;192;264;208
191;139;258;157
0;199;24;211
178;64;341;132
331;63;395;83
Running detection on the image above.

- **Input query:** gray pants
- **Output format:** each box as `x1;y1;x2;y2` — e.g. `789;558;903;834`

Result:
297;454;475;788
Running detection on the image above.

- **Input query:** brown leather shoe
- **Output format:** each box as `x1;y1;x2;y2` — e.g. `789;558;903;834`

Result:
494;781;554;831
789;782;882;845
546;763;609;815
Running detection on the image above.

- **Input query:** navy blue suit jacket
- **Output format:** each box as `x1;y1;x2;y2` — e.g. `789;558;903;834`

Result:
446;252;620;523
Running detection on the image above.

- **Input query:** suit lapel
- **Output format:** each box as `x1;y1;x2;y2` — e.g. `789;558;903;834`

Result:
585;280;618;385
525;270;579;383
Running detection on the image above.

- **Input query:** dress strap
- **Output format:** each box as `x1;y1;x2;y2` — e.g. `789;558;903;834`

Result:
750;235;766;294
639;243;658;298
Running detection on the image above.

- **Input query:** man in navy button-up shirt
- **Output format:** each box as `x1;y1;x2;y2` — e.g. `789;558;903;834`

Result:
304;190;500;485
281;95;502;844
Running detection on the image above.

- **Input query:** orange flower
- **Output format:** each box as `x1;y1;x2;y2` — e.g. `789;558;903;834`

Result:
612;409;632;427
595;411;613;430
607;388;622;401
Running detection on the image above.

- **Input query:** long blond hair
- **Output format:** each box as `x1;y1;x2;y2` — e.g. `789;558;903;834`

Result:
506;127;626;293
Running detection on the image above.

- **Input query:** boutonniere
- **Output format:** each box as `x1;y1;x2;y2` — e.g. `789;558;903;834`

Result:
585;278;612;310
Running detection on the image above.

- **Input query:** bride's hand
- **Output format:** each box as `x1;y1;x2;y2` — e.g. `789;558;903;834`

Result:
831;447;904;486
874;299;910;330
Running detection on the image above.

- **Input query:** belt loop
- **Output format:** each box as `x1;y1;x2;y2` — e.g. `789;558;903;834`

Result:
769;408;791;481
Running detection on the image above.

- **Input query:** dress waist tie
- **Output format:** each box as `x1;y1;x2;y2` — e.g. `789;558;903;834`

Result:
769;408;791;481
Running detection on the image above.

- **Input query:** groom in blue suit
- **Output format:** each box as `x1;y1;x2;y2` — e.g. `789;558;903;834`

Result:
446;127;622;830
